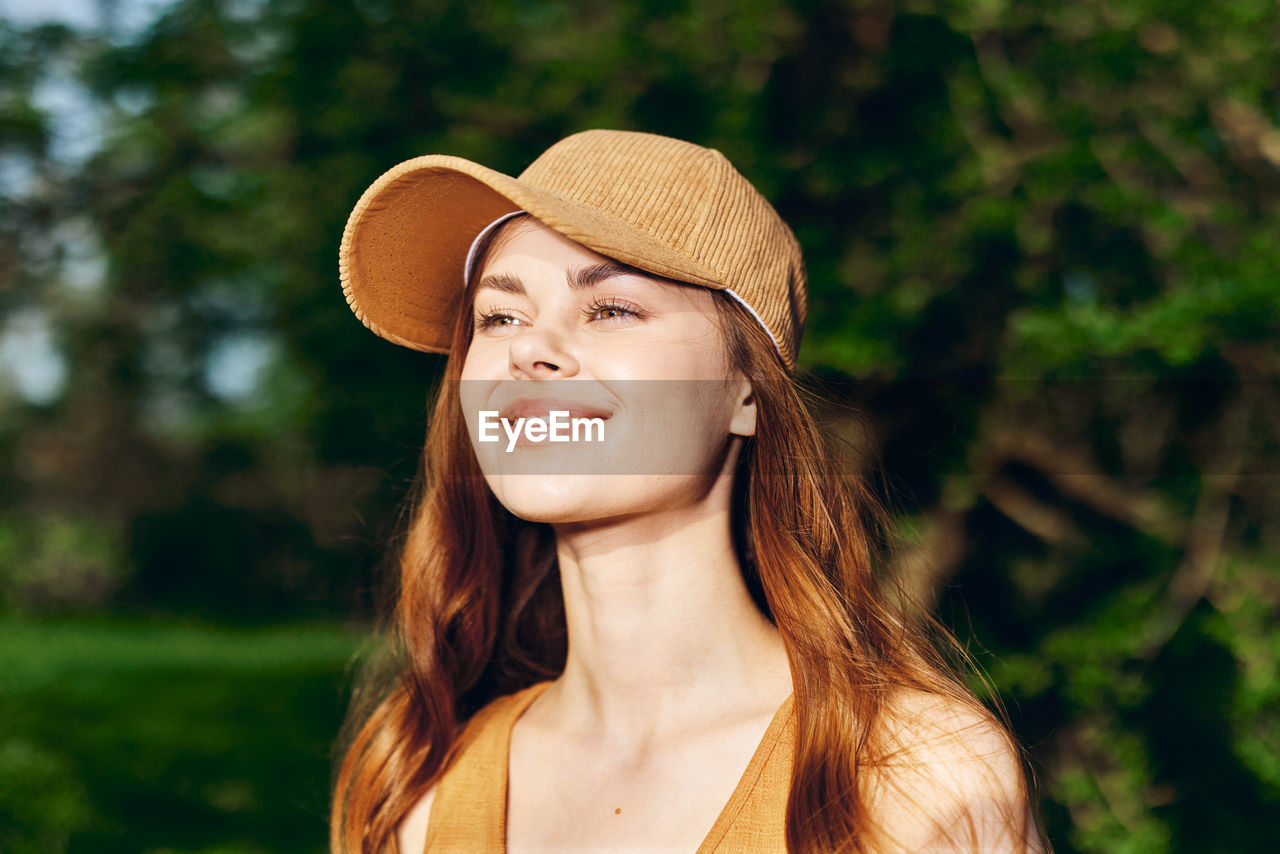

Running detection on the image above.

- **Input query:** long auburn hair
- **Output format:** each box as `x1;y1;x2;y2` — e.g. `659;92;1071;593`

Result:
331;218;1041;853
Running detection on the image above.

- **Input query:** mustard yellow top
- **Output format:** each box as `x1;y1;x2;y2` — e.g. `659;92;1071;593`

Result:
424;681;796;853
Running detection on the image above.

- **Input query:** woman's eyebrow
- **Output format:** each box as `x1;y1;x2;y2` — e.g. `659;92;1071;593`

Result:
476;262;648;296
476;272;524;294
567;262;643;290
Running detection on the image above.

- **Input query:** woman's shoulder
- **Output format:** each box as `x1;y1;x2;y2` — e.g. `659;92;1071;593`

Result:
397;784;436;854
877;687;1019;767
396;682;552;854
865;687;1047;853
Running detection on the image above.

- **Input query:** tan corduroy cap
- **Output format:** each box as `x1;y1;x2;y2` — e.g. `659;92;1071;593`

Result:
339;129;807;368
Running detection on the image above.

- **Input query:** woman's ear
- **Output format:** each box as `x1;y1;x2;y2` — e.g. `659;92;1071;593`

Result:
729;380;757;437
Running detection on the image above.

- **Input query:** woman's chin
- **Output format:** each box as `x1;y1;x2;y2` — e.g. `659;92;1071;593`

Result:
486;474;611;523
485;473;714;525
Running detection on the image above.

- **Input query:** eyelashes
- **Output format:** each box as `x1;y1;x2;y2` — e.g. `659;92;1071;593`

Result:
581;297;648;323
473;305;522;330
473;298;649;331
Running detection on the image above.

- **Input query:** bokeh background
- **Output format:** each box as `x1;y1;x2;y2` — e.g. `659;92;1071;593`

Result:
2;0;1279;851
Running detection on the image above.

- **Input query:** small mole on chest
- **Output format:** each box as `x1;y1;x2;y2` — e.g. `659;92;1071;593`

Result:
614;808;621;815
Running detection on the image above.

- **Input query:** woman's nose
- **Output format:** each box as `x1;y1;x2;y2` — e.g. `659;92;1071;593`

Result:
508;328;580;379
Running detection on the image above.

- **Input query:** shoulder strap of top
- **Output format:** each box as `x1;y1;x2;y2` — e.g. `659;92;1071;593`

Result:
696;694;796;853
424;682;552;854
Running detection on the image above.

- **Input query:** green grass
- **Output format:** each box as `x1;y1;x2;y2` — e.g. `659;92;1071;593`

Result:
0;617;368;854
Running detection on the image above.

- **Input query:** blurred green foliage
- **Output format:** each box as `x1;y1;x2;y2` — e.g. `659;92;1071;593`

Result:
2;0;1279;851
0;618;361;854
0;514;127;611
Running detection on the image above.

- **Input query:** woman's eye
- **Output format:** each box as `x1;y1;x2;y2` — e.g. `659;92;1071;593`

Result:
586;301;646;322
474;310;523;330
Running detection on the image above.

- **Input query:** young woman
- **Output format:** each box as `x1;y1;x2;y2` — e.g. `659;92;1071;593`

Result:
331;130;1048;853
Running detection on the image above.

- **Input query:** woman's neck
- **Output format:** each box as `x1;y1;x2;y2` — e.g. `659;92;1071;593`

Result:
546;479;792;738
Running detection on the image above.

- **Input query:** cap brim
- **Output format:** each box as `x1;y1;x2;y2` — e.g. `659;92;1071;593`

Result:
339;154;725;353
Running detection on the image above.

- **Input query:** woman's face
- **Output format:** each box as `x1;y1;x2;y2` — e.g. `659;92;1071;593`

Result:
458;218;755;524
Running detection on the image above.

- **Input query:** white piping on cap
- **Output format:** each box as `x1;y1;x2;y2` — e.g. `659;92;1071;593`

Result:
463;210;526;285
723;287;786;364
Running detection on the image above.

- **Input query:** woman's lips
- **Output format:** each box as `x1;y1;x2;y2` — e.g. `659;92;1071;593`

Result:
482;396;615;452
498;397;613;424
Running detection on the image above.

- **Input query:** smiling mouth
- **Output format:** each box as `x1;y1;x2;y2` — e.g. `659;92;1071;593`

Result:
498;397;614;424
